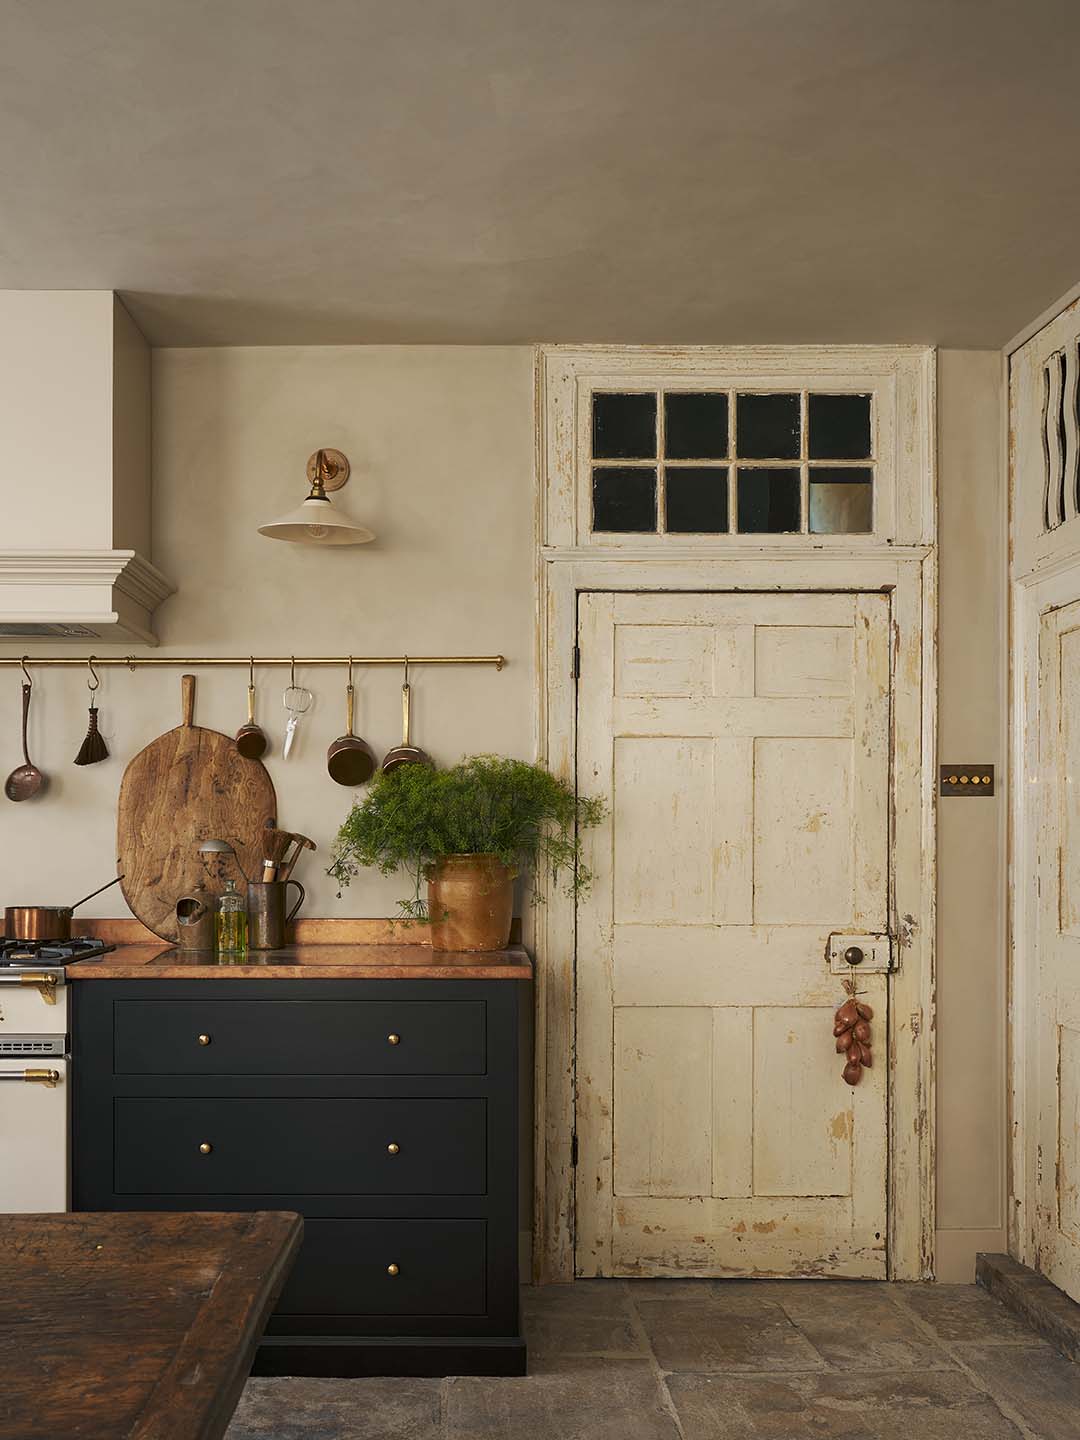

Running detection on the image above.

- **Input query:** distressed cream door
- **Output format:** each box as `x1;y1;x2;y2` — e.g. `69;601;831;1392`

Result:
1035;600;1080;1300
575;591;890;1278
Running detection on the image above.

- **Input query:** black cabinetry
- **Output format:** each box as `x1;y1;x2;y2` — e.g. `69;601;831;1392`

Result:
72;977;529;1376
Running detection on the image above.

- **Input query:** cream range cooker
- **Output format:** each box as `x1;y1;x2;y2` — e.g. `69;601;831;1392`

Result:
0;938;112;1210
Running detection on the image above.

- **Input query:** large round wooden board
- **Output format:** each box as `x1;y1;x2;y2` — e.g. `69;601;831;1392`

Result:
117;675;277;942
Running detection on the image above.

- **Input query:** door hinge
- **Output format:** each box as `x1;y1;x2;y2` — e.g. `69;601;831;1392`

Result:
571;644;581;680
571;1132;579;1167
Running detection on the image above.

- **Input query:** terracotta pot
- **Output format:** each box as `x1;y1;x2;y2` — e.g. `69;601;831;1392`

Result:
426;854;515;952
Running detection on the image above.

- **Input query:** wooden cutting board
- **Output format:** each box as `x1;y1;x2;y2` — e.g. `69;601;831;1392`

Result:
117;674;277;942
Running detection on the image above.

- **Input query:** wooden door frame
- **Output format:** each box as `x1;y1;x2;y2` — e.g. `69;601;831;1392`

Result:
532;345;937;1284
534;551;937;1282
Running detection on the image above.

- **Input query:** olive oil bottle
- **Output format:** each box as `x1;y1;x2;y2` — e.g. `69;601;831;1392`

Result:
216;878;248;954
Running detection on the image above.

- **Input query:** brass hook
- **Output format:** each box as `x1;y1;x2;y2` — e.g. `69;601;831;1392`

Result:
290;656;296;688
87;656;100;693
403;654;409;688
20;656;31;687
249;656;255;689
347;655;353;690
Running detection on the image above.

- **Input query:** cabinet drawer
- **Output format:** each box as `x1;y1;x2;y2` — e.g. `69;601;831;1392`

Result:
275;1218;487;1318
113;999;485;1076
115;1097;486;1195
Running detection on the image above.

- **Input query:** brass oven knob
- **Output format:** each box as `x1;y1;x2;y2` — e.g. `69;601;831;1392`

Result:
387;1143;400;1155
199;1142;213;1155
387;1263;400;1277
387;1033;401;1046
197;1034;211;1046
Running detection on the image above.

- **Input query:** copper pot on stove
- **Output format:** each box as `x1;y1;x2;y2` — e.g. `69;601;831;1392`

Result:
4;877;123;942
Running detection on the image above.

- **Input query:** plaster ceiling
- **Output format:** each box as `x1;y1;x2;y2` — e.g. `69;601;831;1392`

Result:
2;0;1078;348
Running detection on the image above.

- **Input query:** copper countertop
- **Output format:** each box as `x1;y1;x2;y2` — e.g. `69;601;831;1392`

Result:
66;942;533;981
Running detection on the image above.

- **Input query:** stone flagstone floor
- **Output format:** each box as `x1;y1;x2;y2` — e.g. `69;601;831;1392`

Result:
228;1279;1080;1439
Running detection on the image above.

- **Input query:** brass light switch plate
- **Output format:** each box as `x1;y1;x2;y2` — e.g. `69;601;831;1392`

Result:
940;764;994;796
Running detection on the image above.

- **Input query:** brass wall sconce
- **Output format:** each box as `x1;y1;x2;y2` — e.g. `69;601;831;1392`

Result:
258;448;375;546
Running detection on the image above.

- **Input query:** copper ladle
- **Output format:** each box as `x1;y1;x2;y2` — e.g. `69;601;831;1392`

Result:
5;661;46;802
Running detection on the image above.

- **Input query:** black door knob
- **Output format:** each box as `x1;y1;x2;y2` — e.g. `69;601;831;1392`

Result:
844;946;864;966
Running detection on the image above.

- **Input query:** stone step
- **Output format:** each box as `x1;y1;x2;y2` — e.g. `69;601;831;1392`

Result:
977;1251;1080;1362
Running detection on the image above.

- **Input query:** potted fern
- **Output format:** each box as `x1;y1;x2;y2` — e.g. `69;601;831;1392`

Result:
329;755;605;951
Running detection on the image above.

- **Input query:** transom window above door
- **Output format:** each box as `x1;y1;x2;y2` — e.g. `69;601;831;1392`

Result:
590;388;874;536
539;346;932;552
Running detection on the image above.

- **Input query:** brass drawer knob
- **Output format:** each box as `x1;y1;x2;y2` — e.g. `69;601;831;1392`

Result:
387;1142;400;1156
197;1034;211;1046
387;1263;400;1277
199;1142;213;1155
387;1033;401;1046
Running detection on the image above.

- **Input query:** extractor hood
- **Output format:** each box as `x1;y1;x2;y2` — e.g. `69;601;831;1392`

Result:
0;292;174;644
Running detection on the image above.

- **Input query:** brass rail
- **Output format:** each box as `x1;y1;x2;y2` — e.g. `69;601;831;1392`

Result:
0;654;505;670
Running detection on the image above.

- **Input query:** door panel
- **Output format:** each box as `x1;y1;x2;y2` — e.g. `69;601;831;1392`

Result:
614;1007;713;1197
752;1008;852;1198
1058;1027;1080;1246
1060;626;1080;938
575;590;890;1278
614;738;716;923
754;737;852;924
1036;602;1080;1298
755;626;853;697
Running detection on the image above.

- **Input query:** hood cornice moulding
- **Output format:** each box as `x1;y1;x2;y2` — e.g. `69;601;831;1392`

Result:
0;549;176;645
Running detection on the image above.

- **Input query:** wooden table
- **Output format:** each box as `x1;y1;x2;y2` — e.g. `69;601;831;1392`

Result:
0;1210;303;1440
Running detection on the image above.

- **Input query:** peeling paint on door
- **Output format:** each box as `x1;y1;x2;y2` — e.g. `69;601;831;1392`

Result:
575;590;890;1278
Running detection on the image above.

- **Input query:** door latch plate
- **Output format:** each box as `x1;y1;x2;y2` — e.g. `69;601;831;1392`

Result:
828;933;894;975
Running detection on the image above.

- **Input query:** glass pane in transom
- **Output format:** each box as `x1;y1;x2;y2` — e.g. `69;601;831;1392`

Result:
736;393;800;460
592;393;657;460
665;467;729;533
737;467;801;532
809;468;873;533
664;392;729;460
593;466;658;532
808;394;872;459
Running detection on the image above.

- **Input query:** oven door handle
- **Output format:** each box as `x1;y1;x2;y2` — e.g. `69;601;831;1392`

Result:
0;1068;61;1087
0;972;59;1003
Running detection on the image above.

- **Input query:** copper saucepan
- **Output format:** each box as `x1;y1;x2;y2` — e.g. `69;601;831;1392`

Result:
381;659;433;772
327;662;376;786
4;876;124;941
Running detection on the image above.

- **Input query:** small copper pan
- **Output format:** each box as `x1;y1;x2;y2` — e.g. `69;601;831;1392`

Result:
235;659;269;759
381;660;433;772
327;662;376;786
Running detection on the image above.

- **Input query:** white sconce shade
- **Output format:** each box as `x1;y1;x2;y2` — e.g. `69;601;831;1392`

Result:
258;449;375;546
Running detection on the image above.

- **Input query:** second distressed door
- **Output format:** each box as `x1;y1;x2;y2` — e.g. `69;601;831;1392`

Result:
1035;599;1080;1302
575;591;890;1278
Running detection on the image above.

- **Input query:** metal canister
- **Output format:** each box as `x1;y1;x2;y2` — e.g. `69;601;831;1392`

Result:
246;880;305;950
175;884;215;951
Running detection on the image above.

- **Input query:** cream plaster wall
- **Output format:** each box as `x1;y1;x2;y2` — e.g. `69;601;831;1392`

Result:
934;349;1007;1279
0;339;1006;1277
0;345;535;918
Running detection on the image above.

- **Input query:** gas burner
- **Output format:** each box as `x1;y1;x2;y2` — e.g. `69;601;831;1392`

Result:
0;937;114;967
